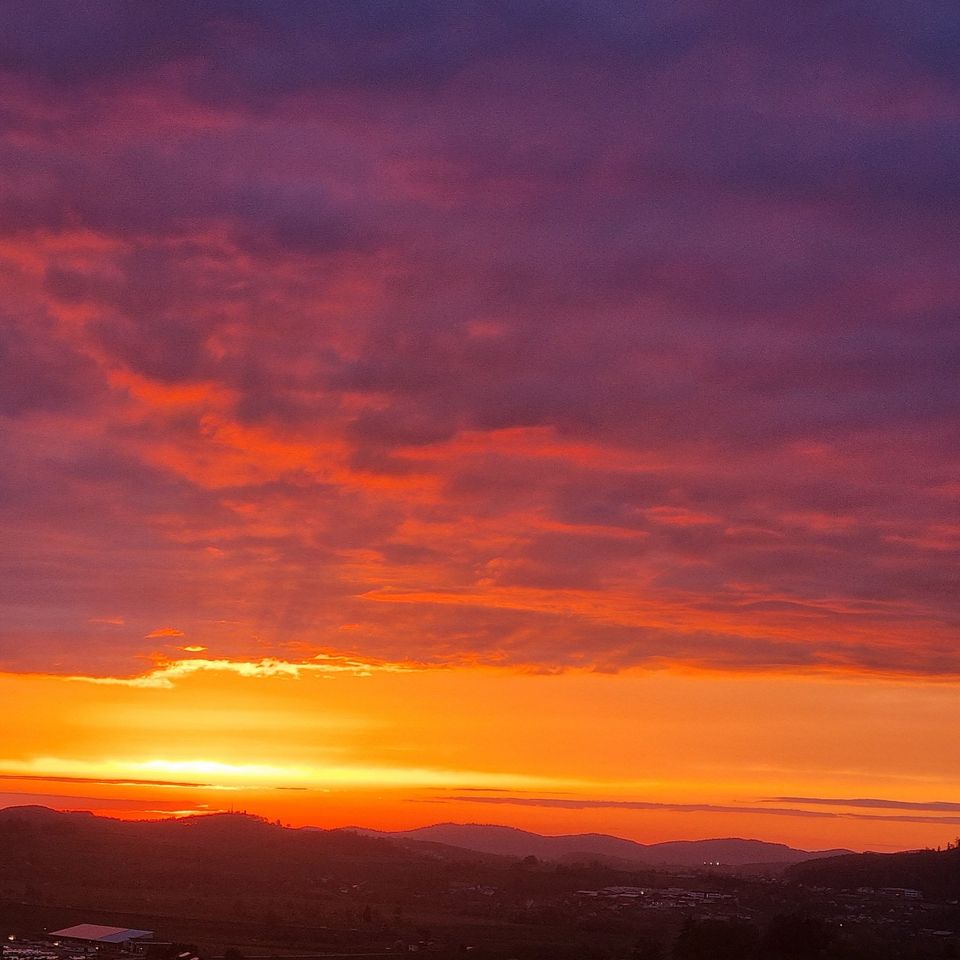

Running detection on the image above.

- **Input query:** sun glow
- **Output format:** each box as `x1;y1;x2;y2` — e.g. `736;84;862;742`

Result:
0;753;575;793
3;664;960;849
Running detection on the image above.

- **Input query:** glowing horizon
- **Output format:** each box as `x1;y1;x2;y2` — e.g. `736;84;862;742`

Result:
4;661;960;852
2;2;959;855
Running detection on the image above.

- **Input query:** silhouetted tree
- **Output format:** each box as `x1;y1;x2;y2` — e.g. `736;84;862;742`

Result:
631;932;663;960
760;912;832;959
672;918;757;960
823;927;894;960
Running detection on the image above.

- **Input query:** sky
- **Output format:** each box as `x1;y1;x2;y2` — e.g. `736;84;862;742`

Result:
1;0;959;853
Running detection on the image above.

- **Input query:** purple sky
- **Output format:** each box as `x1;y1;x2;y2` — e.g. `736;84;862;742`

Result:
1;0;958;679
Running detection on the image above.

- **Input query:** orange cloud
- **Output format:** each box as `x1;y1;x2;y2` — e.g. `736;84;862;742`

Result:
63;654;414;689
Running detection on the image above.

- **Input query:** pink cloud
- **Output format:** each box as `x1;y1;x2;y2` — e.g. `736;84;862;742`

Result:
0;0;958;681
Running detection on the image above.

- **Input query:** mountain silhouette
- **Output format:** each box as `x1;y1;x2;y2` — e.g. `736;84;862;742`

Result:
348;821;850;866
786;843;960;898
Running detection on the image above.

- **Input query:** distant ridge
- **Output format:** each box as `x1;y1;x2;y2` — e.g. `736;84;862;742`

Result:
0;804;94;821
0;806;851;869
345;821;852;867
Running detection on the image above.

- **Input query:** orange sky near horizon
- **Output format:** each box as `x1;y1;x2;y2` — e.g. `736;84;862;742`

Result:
3;1;960;865
4;661;960;853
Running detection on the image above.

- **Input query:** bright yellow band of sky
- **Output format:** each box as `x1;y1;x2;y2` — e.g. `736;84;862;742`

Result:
4;660;960;853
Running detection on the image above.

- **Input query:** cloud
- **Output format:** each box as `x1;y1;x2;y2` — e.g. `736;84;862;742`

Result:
442;795;960;826
0;308;101;416
0;0;958;681
62;654;414;689
446;794;837;818
765;796;960;813
0;790;203;812
0;773;211;788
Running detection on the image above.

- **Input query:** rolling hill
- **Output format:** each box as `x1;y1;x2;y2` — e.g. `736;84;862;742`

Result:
786;843;960;898
349;821;851;867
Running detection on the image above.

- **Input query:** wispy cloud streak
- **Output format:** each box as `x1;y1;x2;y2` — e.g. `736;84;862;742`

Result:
61;655;413;689
444;795;960;826
765;797;960;812
0;773;211;788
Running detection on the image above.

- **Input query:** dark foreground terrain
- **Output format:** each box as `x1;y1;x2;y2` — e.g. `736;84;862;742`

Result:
2;807;959;959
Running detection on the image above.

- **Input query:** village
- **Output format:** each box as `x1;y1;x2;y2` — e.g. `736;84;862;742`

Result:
3;875;959;960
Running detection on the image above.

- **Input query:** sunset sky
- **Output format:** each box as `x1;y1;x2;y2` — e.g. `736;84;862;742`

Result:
2;1;959;853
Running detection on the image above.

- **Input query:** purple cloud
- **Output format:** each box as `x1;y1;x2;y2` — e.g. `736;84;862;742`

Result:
0;1;957;677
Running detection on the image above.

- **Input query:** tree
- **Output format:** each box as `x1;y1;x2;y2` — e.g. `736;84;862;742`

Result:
672;918;757;960
760;912;833;959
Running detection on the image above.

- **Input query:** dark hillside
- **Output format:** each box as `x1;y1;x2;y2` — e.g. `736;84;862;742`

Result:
0;805;423;919
786;843;960;898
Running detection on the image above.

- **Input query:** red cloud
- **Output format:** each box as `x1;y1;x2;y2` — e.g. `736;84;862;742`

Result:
0;1;958;683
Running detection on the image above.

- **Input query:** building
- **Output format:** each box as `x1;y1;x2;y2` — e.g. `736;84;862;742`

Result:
47;927;154;952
